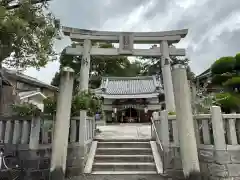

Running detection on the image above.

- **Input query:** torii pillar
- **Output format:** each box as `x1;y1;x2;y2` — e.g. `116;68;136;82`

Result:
160;40;175;112
78;38;92;171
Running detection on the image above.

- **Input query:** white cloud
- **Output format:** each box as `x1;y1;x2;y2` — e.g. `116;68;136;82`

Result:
24;0;240;83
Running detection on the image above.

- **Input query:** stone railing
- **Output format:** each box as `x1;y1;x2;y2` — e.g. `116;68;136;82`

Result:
0;115;95;146
0;114;95;179
153;106;240;179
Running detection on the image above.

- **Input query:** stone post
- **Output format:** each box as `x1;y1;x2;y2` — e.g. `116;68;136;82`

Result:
160;40;175;112
29;115;41;149
160;110;169;150
21;120;29;144
211;106;226;150
50;67;74;180
4;121;12;143
172;64;200;176
151;111;158;140
0;121;3;142
12;120;21;144
79;110;87;169
70;120;77;143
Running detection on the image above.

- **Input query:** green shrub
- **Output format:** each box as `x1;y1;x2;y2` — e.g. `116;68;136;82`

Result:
211;74;232;85
11;103;41;116
223;76;240;88
168;111;176;115
43;90;102;117
235;53;240;70
215;92;240;111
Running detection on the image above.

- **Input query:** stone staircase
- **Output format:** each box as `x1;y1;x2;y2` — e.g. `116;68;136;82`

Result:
91;139;160;175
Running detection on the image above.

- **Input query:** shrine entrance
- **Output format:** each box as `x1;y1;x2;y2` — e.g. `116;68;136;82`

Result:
124;108;138;123
62;27;188;113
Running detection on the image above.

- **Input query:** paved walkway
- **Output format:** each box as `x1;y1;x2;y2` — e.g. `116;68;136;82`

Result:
95;123;151;140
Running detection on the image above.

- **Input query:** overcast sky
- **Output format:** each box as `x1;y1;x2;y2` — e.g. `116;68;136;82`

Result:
24;0;240;84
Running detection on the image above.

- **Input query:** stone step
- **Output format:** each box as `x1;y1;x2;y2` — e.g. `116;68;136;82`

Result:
91;171;157;175
70;174;168;180
95;155;154;163
92;162;156;172
95;138;152;142
96;148;152;155
97;141;151;148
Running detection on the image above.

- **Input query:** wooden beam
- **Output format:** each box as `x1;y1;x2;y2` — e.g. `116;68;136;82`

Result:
62;26;188;38
65;46;186;56
70;34;182;44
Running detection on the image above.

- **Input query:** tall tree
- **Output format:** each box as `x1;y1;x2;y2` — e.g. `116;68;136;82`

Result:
51;43;143;89
0;0;59;69
0;0;59;114
210;54;240;112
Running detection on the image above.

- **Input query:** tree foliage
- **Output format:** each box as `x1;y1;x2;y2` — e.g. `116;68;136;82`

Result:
43;90;102;117
11;102;41;116
11;90;102;117
210;54;240;112
139;46;195;81
0;0;59;68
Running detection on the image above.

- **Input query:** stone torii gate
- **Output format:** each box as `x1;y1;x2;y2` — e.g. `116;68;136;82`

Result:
50;27;200;179
62;27;188;112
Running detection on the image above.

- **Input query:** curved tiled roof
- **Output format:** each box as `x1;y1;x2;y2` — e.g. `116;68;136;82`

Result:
100;76;163;95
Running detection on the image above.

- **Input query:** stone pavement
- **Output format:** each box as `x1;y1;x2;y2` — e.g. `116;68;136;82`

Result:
95;123;151;140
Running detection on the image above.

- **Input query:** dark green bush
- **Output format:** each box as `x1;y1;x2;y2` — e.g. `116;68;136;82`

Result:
223;76;240;88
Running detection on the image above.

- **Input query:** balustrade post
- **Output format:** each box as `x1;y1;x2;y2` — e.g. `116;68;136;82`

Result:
29;115;41;149
4;121;12;143
152;111;159;140
211;106;226;150
202;119;211;144
0;121;4;142
160;110;169;150
12;120;21;144
21;120;29;144
172;120;179;146
226;113;238;145
70;120;77;143
79;110;87;154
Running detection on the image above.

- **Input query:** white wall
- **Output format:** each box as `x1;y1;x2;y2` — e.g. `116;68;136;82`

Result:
21;96;44;112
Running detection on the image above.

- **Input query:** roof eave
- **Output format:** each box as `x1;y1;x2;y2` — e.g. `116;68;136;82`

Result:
20;92;47;100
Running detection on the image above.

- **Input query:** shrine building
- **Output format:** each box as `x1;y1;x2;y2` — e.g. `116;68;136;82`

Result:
95;75;165;123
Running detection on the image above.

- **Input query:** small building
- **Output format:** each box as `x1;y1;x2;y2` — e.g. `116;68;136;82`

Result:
95;76;165;123
1;68;58;115
195;68;223;93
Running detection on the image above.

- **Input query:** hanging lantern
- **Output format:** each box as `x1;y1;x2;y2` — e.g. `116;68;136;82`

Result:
113;108;117;113
144;106;148;113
